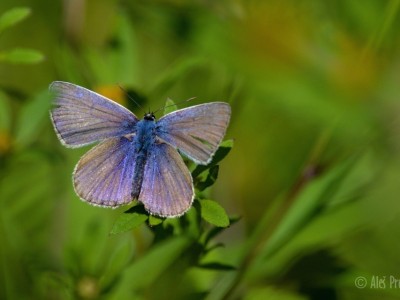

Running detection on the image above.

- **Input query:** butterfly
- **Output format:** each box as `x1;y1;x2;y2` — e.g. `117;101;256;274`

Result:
50;81;231;217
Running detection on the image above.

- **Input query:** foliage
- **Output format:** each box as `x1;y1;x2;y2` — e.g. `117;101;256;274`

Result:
0;7;43;64
1;1;400;300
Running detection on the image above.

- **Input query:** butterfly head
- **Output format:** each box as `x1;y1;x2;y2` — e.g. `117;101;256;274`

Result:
144;112;156;121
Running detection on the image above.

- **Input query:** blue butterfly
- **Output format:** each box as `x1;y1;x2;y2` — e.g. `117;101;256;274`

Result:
50;81;231;217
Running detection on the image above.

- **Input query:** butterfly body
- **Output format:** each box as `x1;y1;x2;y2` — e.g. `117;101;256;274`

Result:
131;114;157;199
50;81;231;217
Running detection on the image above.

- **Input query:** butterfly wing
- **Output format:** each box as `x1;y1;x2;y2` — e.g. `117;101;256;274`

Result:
139;142;193;217
156;102;231;165
73;136;136;207
50;81;138;148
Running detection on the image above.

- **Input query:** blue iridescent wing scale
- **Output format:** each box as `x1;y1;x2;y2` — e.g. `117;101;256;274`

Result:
139;142;194;217
156;102;231;165
73;136;136;207
50;81;138;147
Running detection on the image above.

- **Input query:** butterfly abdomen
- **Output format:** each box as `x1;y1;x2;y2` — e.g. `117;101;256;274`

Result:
131;118;157;199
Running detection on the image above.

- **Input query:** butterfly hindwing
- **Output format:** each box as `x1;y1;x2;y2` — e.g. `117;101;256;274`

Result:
156;102;231;165
73;136;136;207
139;142;194;217
50;81;138;148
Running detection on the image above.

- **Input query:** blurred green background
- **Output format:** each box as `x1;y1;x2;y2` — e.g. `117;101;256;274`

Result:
1;0;400;299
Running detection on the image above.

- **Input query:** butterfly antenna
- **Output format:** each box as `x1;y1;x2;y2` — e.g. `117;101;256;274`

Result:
118;84;143;111
154;97;197;114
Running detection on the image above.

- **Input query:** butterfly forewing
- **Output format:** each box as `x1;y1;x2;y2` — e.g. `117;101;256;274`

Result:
139;142;194;217
50;81;138;147
156;102;231;164
73;137;136;207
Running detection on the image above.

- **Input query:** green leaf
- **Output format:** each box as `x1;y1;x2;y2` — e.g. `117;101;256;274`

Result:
163;98;177;115
14;89;51;148
197;262;236;271
196;165;219;191
211;139;234;163
0;48;44;64
110;205;148;235
162;217;182;235
0;7;31;34
192;139;233;178
199;199;230;227
148;215;164;226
